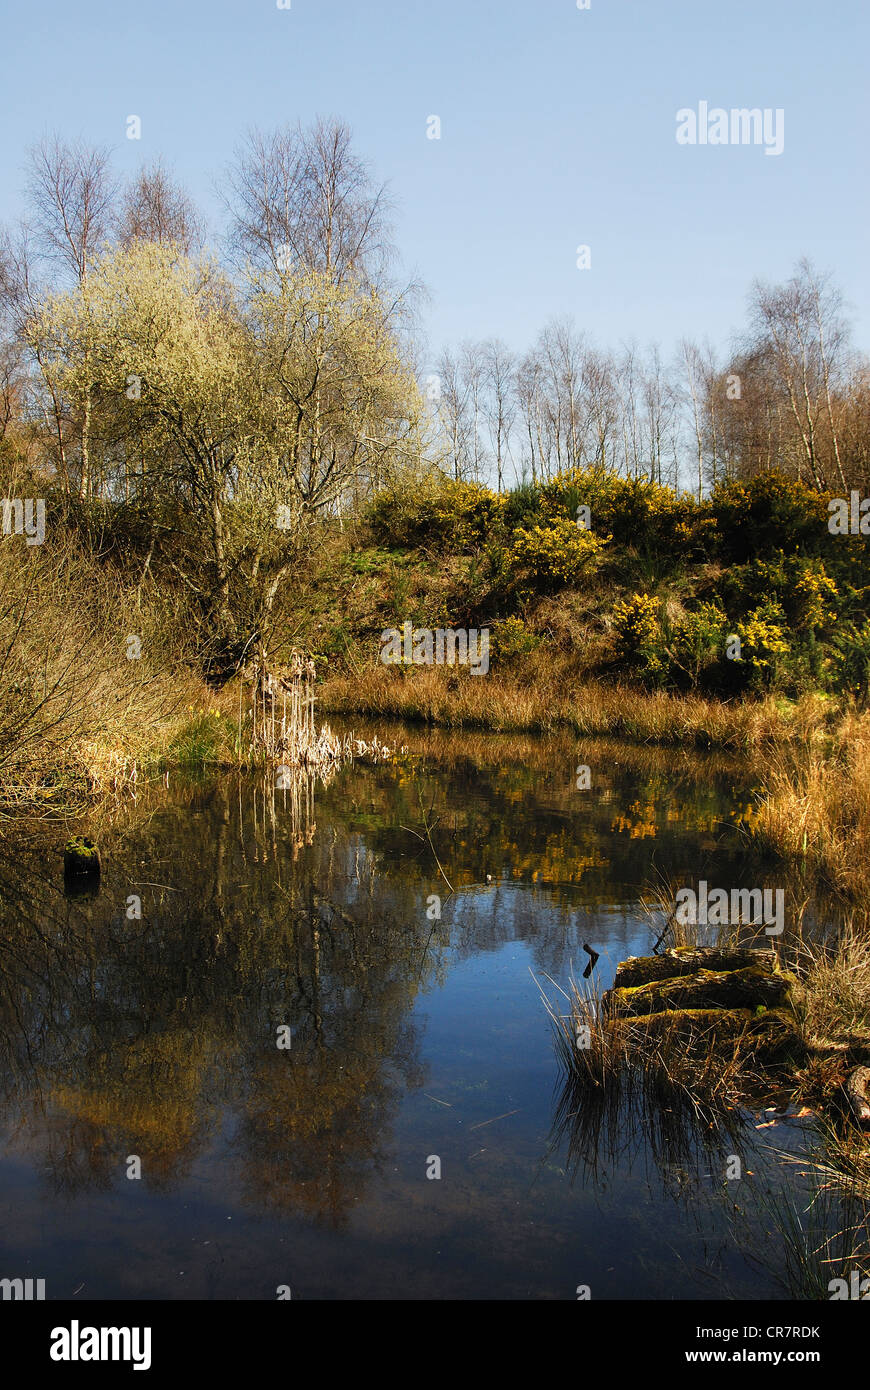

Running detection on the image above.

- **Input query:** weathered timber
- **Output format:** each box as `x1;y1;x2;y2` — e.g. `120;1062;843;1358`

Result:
614;946;778;990
605;964;795;1018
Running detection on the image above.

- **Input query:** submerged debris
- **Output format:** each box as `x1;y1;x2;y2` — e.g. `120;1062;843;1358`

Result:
63;835;101;898
63;835;101;878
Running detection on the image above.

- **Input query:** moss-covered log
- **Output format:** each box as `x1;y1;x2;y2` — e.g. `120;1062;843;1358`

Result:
614;946;778;990
606;964;795;1018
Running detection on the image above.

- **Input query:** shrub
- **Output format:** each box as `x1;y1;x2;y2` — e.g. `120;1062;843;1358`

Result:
367;477;504;553
611;592;667;685
723;553;839;636
502;480;542;531
492;615;541;663
428;480;505;550
671;602;732;689
831;620;870;704
737;599;791;689
509;517;606;588
711;472;830;563
537;467;715;567
612;592;660;653
793;564;839;632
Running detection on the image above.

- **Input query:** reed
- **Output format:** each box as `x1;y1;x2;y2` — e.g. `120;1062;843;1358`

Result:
752;711;870;903
793;918;870;1052
242;648;394;772
539;971;750;1188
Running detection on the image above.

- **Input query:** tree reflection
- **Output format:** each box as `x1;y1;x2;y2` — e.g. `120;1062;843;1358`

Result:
0;772;431;1217
0;734;777;1224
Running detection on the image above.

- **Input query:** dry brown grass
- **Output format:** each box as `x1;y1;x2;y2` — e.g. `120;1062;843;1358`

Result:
753;712;870;900
319;662;828;748
794;920;870;1052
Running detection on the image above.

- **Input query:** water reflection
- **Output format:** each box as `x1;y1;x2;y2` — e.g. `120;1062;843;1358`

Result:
0;728;827;1297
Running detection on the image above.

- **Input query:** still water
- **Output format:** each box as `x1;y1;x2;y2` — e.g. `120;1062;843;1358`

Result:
0;725;818;1299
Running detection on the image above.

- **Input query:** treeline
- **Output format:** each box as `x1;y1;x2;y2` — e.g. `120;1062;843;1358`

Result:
1;119;868;684
431;260;870;498
0;121;425;669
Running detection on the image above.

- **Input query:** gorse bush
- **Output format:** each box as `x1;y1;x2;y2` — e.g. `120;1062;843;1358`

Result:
612;592;661;656
537;467;713;561
367;477;504;552
737;600;792;689
832;621;870;704
609;589;829;697
723;553;839;635
491;615;541;663
509;517;606;588
794;566;840;632
711;472;831;563
357;467;867;700
611;593;667;685
670;602;732;690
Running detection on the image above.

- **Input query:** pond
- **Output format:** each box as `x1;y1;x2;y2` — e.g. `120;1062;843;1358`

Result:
0;724;824;1300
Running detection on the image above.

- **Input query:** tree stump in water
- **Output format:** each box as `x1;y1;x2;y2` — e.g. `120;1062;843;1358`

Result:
64;837;101;881
604;946;802;1068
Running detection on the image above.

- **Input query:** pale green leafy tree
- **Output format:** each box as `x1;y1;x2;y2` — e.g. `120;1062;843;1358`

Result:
29;242;423;665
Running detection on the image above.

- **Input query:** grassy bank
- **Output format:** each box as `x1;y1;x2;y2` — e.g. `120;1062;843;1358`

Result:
319;662;832;747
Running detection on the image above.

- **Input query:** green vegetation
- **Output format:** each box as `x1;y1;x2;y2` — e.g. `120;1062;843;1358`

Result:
337;467;866;701
0;125;867;942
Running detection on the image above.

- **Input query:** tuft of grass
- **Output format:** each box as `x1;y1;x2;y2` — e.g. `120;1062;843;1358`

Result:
737;1179;870;1301
794;920;870;1051
163;710;230;769
752;712;870;903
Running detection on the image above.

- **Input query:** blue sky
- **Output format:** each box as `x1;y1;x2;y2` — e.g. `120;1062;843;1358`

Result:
1;0;867;367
